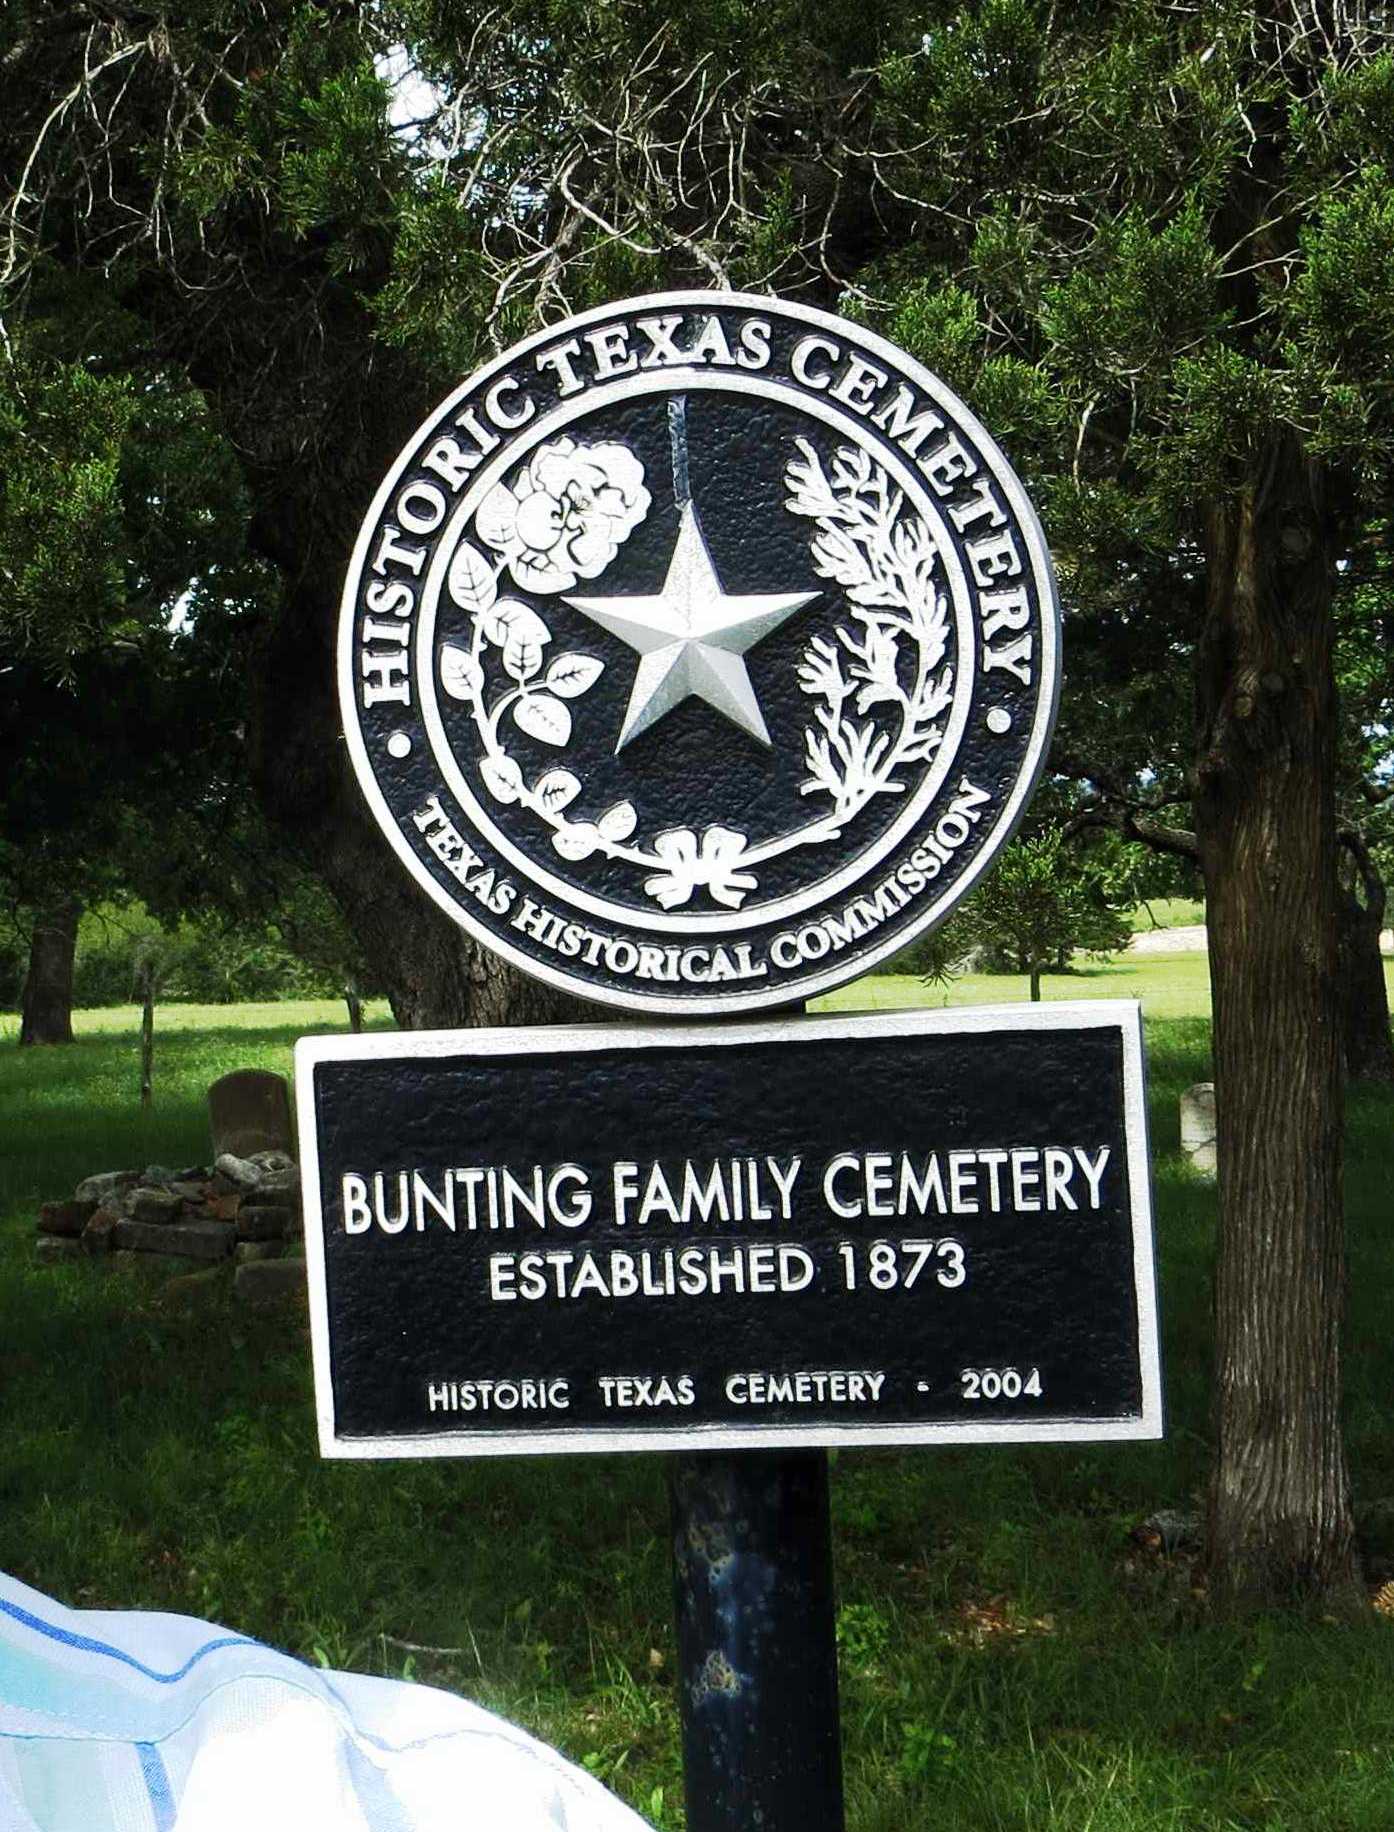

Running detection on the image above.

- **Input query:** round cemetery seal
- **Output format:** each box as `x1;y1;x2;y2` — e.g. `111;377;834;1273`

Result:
340;292;1060;1013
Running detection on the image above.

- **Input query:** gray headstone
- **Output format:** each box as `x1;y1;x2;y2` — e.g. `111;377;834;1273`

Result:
1180;1082;1217;1179
208;1071;293;1161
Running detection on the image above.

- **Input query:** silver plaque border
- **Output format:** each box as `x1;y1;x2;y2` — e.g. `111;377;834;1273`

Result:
338;290;1062;1014
297;1002;1162;1460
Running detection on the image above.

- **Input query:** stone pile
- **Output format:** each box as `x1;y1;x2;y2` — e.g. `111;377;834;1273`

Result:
37;1151;303;1274
35;1068;307;1307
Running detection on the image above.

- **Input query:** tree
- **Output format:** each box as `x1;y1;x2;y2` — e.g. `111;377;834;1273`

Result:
848;7;1394;1608
17;903;80;1045
4;0;1392;1604
941;831;1131;1002
0;276;258;1042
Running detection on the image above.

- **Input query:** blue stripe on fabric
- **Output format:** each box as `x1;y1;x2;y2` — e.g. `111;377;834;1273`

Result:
0;1598;255;1685
344;1734;411;1831
137;1741;176;1832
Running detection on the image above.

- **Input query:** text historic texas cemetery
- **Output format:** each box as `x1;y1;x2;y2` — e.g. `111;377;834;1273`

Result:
297;1007;1161;1457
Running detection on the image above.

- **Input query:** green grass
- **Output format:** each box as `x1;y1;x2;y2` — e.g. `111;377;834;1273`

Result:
819;954;1216;1021
821;949;1394;1025
1123;896;1205;933
2;981;1394;1828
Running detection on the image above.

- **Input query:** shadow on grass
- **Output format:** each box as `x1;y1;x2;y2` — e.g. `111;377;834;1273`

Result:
2;1003;1393;1830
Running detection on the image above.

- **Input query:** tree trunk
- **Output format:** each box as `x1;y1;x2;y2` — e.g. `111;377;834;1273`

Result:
1195;438;1358;1609
138;970;155;1108
1337;833;1393;1083
248;528;590;1032
1029;965;1041;1003
18;900;80;1046
345;978;364;1035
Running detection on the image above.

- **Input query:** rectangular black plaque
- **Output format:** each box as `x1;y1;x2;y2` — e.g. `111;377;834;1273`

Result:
295;1004;1161;1457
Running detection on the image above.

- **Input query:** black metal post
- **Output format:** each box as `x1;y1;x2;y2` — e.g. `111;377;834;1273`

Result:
669;1449;844;1832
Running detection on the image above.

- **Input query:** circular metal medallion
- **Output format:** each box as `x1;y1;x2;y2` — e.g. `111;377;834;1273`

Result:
340;292;1060;1013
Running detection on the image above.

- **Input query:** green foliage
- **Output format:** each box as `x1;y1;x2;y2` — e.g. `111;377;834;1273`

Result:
2;997;1393;1826
877;281;983;395
888;918;976;985
68;904;336;1009
876;0;1045;186
927;831;1134;994
1040;202;1223;392
0;894;374;1014
370;187;498;380
1145;348;1291;504
175;8;402;245
0;275;250;682
0;356;132;674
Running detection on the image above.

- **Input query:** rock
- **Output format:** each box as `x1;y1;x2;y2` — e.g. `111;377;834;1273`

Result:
81;1209;120;1254
215;1151;299;1201
1180;1083;1217;1179
38;1198;98;1238
235;1258;306;1308
248;1151;299;1201
129;1187;183;1226
74;1169;140;1205
237;1204;291;1242
214;1152;265;1192
1131;1509;1201;1555
113;1218;236;1261
203;1189;241;1222
208;1070;293;1160
35;1236;83;1263
141;1165;181;1185
169;1179;211;1204
235;1241;284;1264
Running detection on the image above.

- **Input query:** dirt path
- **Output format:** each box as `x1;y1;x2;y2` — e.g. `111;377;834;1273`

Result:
1127;924;1207;954
1127;924;1394;955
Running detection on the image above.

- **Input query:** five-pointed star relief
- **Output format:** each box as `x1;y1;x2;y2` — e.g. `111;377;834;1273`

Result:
565;504;817;752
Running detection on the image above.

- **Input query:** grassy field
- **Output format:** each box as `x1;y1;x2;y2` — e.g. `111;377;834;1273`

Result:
821;955;1216;1021
1122;896;1206;933
3;961;1394;1828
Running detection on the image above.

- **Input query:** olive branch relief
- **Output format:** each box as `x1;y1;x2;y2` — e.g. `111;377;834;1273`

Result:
785;439;953;825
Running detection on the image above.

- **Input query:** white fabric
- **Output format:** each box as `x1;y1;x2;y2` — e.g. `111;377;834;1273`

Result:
0;1571;649;1832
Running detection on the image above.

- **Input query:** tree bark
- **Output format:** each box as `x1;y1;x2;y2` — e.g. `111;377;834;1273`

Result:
18;900;80;1045
1029;965;1041;1003
248;521;591;1032
1337;831;1393;1083
1195;437;1358;1609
